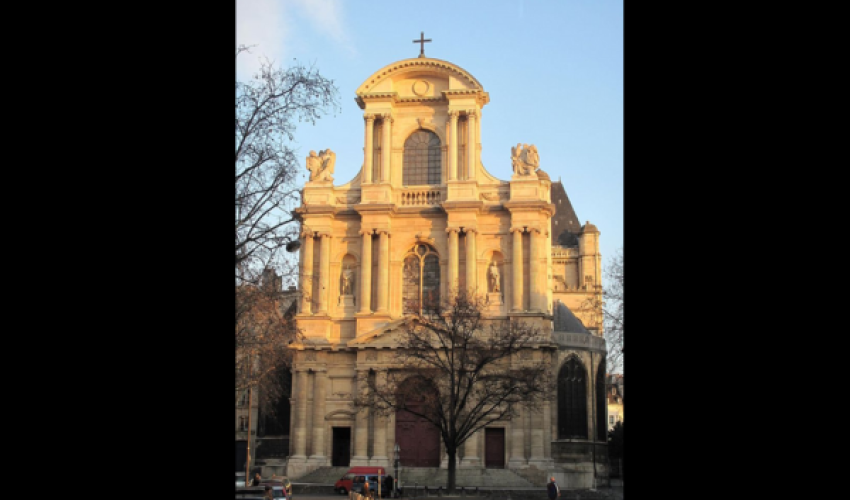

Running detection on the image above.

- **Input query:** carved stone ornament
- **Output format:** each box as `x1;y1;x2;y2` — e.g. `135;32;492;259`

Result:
480;192;503;201
336;194;361;204
510;143;540;176
306;149;336;182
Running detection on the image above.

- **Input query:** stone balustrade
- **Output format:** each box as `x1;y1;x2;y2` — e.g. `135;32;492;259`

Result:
399;189;443;206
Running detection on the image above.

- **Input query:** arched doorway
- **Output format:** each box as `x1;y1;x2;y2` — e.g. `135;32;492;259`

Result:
395;377;440;467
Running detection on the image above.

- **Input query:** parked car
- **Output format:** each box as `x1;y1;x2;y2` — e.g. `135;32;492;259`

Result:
335;466;386;495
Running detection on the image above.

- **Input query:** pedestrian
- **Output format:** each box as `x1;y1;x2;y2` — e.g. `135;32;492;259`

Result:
362;478;372;500
547;477;560;500
252;472;263;486
264;485;274;500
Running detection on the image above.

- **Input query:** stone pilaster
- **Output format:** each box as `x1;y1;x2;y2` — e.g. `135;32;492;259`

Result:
460;429;480;468
300;229;314;315
363;114;375;184
317;233;332;314
528;407;546;467
447;228;460;293
371;370;389;466
292;369;309;459
448;111;459;181
508;405;526;467
511;227;524;312
466;110;477;180
529;228;541;312
352;371;370;465
309;369;327;464
376;230;390;313
359;229;373;314
465;228;477;294
381;114;393;183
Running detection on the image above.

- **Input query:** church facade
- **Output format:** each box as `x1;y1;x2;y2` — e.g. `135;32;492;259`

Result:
288;54;608;487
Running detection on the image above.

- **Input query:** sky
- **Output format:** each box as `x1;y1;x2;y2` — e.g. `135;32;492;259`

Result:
237;0;623;269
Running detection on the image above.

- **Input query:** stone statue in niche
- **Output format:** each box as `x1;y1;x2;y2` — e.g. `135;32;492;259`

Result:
488;261;501;293
511;143;540;176
306;148;336;181
341;264;355;295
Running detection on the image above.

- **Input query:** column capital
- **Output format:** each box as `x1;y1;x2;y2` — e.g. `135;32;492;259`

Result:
317;232;333;239
364;113;376;122
381;113;394;123
509;227;526;234
466;109;479;118
448;110;461;119
359;229;374;237
528;227;542;235
300;228;315;239
462;227;477;234
446;227;461;235
376;229;391;236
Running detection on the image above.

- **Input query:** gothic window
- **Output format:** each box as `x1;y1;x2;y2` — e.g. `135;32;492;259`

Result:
596;360;607;441
403;130;441;186
557;357;588;439
402;244;440;316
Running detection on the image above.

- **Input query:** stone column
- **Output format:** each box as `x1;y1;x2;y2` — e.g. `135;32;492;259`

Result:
359;229;373;314
447;228;460;293
529;408;544;466
363;114;375;184
292;369;309;458
300;229;313;314
461;429;480;467
465;228;477;293
377;230;390;313
381;114;392;183
372;370;389;464
508;405;525;466
353;371;370;464
317;233;332;314
310;370;327;462
466;110;477;180
543;399;552;461
511;227;524;312
448;111;458;181
529;228;541;312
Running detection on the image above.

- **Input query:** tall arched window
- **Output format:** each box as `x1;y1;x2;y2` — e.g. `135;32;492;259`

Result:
596;360;607;441
558;357;588;439
402;244;440;315
403;130;441;186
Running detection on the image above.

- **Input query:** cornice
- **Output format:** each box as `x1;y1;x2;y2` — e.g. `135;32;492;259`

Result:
357;58;484;93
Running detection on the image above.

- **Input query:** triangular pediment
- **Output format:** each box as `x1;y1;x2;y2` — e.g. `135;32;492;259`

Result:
346;315;424;348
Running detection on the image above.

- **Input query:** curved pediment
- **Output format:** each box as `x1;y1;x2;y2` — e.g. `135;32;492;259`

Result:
355;57;486;107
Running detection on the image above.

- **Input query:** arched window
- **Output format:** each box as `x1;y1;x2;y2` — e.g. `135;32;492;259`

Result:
558;357;588;439
596;360;607;441
403;130;441;186
402;244;440;315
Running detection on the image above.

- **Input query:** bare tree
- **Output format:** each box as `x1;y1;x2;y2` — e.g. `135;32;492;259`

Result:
235;45;339;285
603;248;623;373
235;275;301;416
353;292;554;492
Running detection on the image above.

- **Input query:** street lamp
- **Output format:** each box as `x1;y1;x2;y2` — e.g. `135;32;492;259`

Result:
393;443;401;498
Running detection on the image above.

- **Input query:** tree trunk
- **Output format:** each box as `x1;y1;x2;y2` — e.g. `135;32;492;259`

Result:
446;447;457;493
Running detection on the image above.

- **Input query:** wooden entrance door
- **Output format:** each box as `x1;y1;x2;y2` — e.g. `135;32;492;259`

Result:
332;427;351;466
484;428;505;468
396;405;440;467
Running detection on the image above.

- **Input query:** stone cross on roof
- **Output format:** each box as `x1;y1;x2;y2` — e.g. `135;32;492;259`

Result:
413;31;432;58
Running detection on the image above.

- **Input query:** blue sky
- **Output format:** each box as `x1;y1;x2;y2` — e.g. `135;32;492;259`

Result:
237;0;623;267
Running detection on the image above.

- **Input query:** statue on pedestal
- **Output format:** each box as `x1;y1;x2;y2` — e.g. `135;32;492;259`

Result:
488;261;501;293
511;144;540;176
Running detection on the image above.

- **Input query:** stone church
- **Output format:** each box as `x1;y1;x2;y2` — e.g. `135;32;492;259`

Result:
288;52;608;487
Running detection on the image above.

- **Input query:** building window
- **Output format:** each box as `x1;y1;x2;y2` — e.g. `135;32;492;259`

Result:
557;357;588;439
238;391;249;407
402;244;440;316
403;130;441;186
239;416;249;431
609;415;615;425
596;360;607;441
